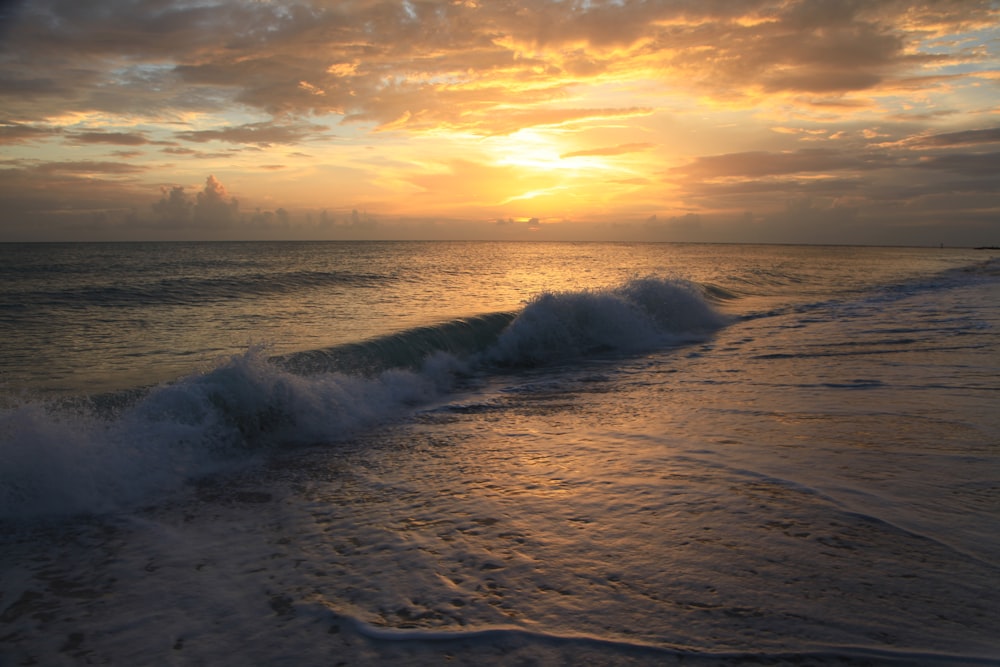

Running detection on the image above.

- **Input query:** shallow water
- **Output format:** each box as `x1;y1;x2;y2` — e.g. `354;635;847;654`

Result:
1;242;997;665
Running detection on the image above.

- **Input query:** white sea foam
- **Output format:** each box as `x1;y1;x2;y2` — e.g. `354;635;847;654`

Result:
0;349;460;519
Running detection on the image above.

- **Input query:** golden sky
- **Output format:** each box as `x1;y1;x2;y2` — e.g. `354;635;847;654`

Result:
1;0;998;243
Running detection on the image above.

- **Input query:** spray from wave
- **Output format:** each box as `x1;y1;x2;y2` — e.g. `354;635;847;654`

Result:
0;277;726;520
490;277;727;365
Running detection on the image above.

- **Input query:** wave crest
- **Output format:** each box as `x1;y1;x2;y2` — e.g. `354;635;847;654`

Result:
490;277;727;366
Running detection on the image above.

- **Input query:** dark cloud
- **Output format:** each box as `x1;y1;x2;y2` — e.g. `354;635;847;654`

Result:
888;109;961;122
0;0;28;33
0;163;148;223
0;120;58;143
643;213;703;240
0;0;265;59
0;75;65;97
152;185;192;224
161;145;239;159
194;175;238;227
762;69;884;94
913;152;1000;175
682;177;866;200
666;148;1000;245
67;131;149;145
175;121;329;146
152;175;239;229
914;127;1000;147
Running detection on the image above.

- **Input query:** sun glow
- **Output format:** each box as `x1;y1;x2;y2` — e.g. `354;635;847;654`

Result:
470;127;649;216
486;130;569;169
485;129;628;175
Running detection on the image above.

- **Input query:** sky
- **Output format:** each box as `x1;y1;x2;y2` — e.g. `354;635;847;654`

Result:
1;0;998;244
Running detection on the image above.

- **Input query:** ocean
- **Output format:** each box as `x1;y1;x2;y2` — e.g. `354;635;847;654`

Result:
1;241;997;666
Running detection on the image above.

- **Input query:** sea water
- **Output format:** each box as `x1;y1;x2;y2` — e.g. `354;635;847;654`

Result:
1;242;997;665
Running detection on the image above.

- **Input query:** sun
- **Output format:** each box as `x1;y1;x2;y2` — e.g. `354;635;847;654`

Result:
459;127;655;218
485;129;610;174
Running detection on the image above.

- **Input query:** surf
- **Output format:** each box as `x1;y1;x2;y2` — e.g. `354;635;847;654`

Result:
0;276;727;520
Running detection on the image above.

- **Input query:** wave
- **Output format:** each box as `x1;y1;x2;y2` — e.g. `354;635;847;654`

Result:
1;269;391;311
737;255;1000;323
276;276;729;374
0;348;461;519
275;312;517;376
0;276;725;520
489;277;728;366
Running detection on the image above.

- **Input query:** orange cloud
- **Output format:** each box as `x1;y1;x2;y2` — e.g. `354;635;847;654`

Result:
561;142;655;158
671;149;873;179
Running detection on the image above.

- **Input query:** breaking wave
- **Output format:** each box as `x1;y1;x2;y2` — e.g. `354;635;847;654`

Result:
0;276;725;520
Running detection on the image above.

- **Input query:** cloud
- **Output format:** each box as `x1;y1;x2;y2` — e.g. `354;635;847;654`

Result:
913;152;1000;175
762;69;885;94
0;162;149;230
152;185;192;224
66;130;150;145
36;161;147;174
6;0;992;133
682;177;866;200
561;142;655;158
459;107;655;136
913;127;1000;147
175;120;330;146
161;146;233;159
643;213;703;239
671;149;876;180
0;120;59;144
152;175;239;228
0;1;998;243
194;175;238;226
0;75;66;97
666;143;1000;244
